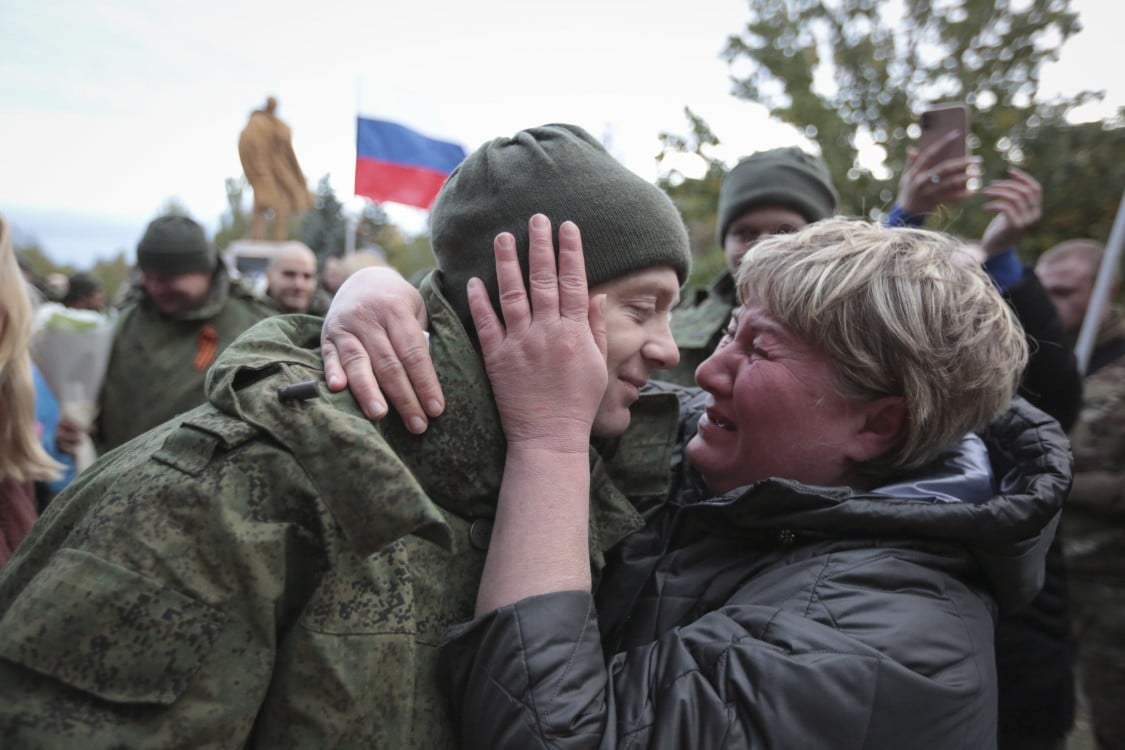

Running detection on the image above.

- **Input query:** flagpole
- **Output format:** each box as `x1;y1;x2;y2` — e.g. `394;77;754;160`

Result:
349;74;363;257
1074;187;1125;375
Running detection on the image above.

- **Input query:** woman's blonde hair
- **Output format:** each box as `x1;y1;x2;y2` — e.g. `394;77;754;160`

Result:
738;217;1029;478
1;214;63;483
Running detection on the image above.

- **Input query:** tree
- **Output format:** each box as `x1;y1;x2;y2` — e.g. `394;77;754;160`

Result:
90;252;132;306
1018;113;1125;256
298;175;347;258
354;201;390;250
156;197;192;218
213;177;249;252
660;0;1122;267
656;109;729;286
383;231;437;284
13;238;60;281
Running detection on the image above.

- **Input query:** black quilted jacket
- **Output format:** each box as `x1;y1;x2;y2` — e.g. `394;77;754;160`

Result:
439;396;1071;749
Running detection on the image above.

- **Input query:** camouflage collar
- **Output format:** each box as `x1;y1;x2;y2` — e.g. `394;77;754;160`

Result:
204;278;648;564
407;273;647;565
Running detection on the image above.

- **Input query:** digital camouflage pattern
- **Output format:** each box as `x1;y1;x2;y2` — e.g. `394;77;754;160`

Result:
0;274;678;749
652;271;736;387
1061;306;1125;747
1064;309;1125;578
97;268;272;452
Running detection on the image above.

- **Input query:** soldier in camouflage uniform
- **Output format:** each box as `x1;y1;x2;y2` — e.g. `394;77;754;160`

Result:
1037;238;1125;749
96;215;273;452
0;124;691;748
654;146;838;385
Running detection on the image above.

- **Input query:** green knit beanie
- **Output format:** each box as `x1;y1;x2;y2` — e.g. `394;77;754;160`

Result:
431;123;691;329
136;215;216;274
715;147;838;246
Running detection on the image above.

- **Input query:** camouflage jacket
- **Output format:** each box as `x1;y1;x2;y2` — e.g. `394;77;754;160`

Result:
0;275;679;749
97;268;273;452
652;271;735;386
1062;306;1125;582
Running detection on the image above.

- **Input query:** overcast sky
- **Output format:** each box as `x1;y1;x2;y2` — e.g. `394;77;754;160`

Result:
1;0;1119;267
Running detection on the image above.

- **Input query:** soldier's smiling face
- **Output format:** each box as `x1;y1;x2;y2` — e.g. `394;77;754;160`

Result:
588;265;681;438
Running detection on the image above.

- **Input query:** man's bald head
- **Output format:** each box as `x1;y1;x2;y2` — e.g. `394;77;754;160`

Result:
266;242;318;313
1035;239;1112;336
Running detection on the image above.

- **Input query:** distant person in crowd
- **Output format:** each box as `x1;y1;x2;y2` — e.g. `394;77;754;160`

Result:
43;272;68;302
320;254;347;295
62;271;105;312
339;247;388;279
30;363;75;511
263;241;329;315
1036;238;1125;750
0;214;62;567
0;124;693;747
93;214;272;451
238;96;312;242
342;217;1067;748
888;132;1081;750
655;146;838;385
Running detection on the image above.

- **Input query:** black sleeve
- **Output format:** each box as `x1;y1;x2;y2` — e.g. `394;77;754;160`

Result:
1003;269;1083;431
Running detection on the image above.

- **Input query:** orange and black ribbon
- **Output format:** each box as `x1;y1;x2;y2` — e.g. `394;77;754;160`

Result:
193;324;219;371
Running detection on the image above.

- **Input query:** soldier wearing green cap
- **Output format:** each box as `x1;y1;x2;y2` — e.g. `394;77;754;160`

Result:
94;214;272;451
0;124;692;748
655;146;838;385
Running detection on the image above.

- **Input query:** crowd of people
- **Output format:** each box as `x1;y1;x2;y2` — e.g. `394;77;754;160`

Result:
0;118;1121;749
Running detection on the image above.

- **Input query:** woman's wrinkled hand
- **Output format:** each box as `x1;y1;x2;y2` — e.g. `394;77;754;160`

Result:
468;214;607;450
320;265;443;434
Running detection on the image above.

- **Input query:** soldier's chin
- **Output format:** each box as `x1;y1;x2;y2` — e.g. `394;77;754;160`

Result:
591;405;631;440
153;295;187;316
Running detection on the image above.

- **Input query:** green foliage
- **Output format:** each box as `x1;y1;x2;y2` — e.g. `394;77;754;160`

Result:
384;231;437;283
213;177;249;252
1017;114;1125;259
89;252;132;307
656;109;729;288
14;239;58;280
157;197;192;218
298;175;348;258
14;237;132;309
660;0;1122;274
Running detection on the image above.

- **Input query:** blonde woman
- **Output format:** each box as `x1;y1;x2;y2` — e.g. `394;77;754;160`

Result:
0;214;61;566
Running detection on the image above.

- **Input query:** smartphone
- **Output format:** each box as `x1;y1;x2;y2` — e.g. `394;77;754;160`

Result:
918;103;970;163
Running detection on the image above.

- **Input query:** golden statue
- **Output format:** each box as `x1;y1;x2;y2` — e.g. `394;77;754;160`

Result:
239;97;313;241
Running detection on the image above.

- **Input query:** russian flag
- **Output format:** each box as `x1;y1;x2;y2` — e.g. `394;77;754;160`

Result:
355;117;466;210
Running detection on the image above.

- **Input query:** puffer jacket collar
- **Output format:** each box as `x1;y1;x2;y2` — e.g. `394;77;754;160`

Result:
683;397;1071;614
